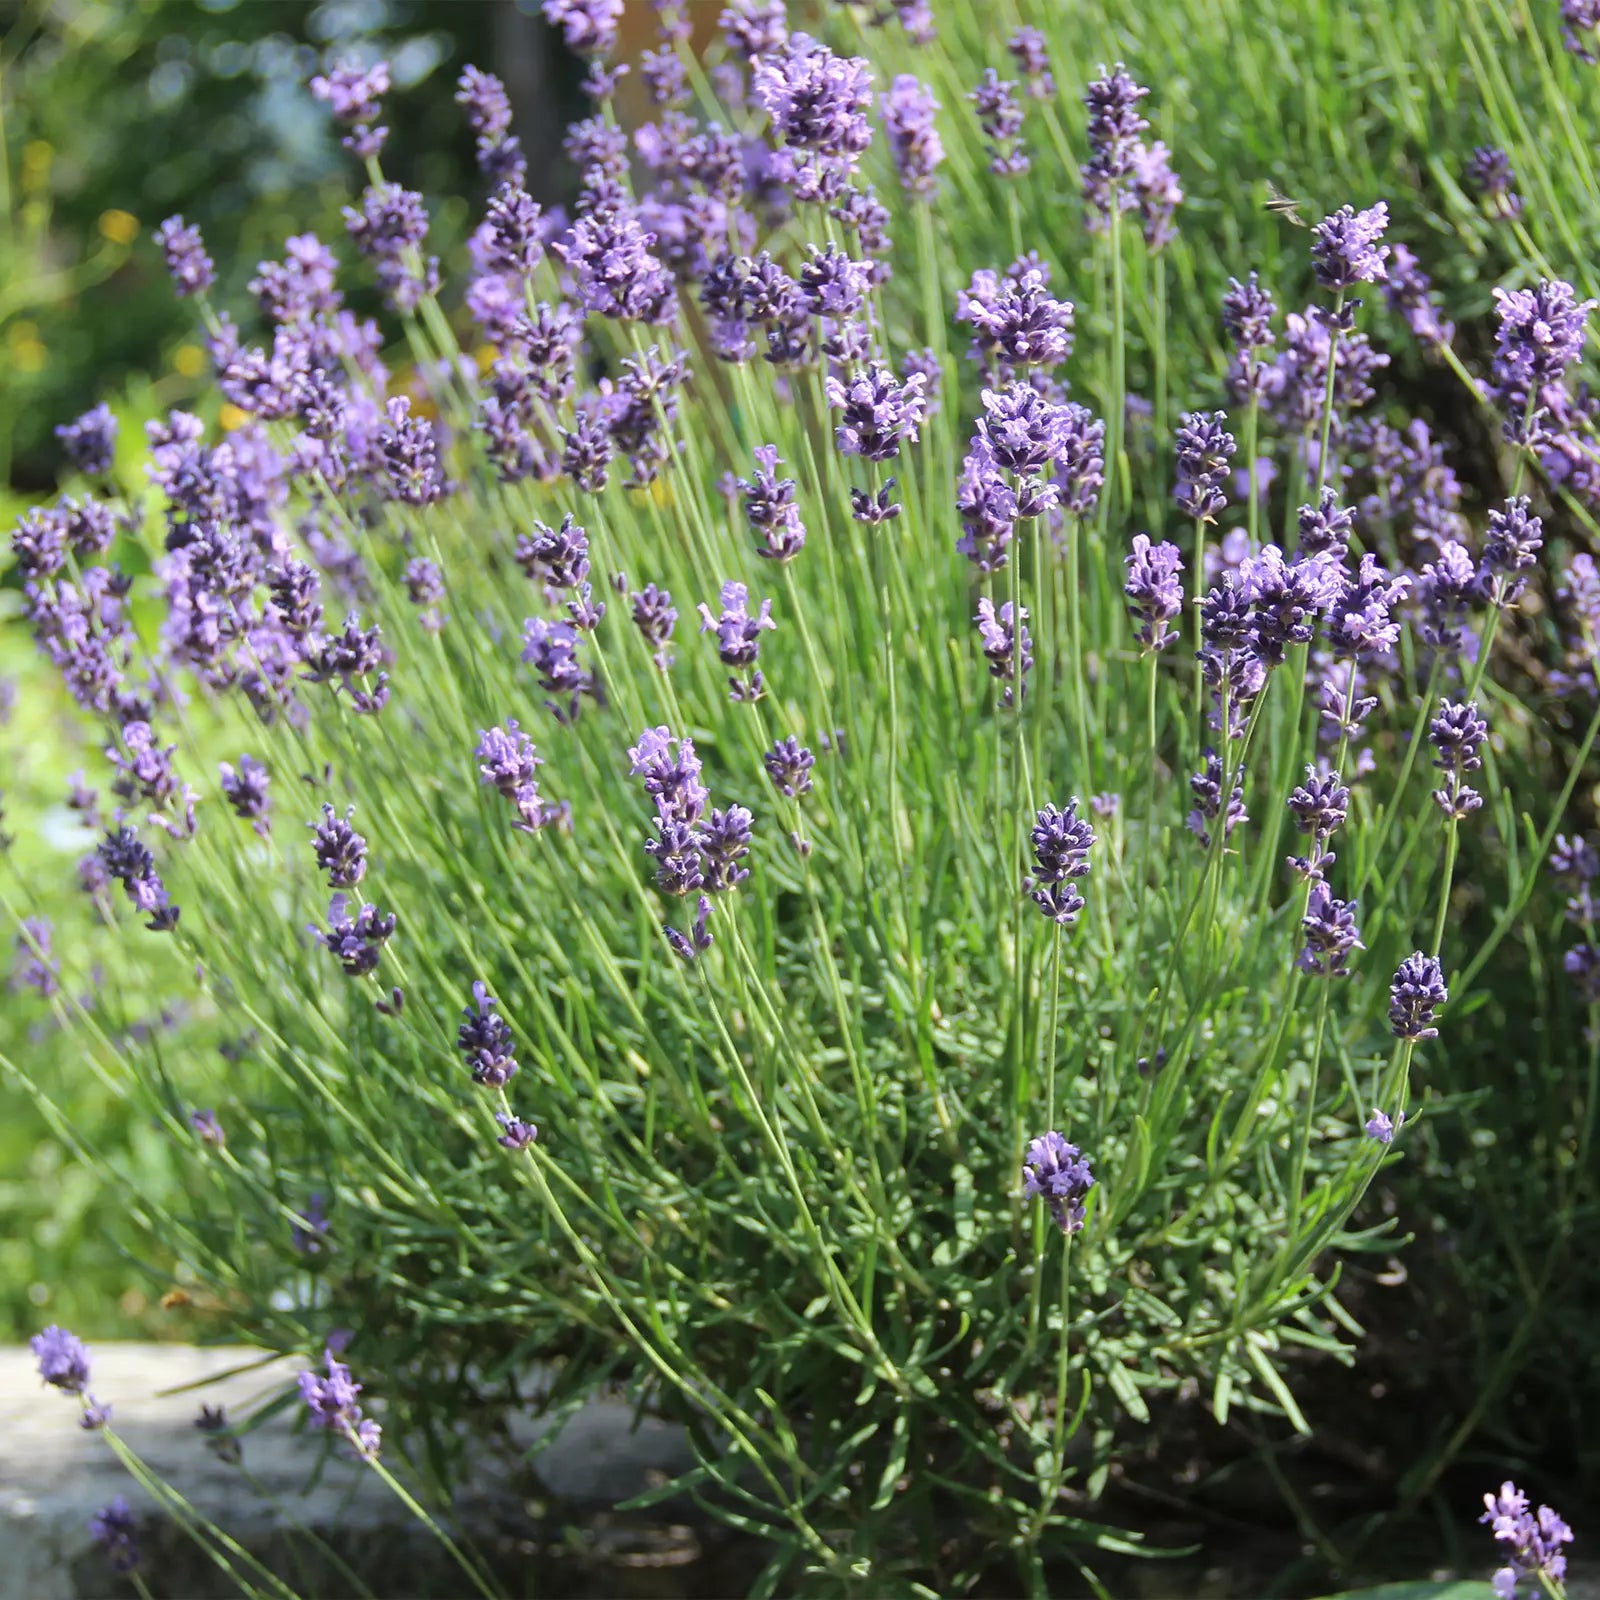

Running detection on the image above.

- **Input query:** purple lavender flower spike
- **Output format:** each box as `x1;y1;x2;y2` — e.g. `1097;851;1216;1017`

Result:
1285;766;1350;880
32;1325;91;1393
457;66;525;183
1429;698;1488;819
544;0;624;58
1296;487;1354;557
1482;496;1543;607
701;806;753;892
1223;271;1277;357
883;75;944;199
219;756;271;834
1310;202;1390;293
153;216;215;297
477;722;559;834
1022;1132;1095;1234
1385;243;1454;347
56;404;118;476
1561;0;1600;62
311;804;368;889
90;1498;141;1575
1027;802;1095;925
739;445;807;562
496;1112;538;1150
1174;411;1235;523
665;894;714;962
721;0;787;61
1131;140;1183;250
1298;882;1363;977
459;980;519;1087
975;597;1033;708
751;34;875;202
97;826;178;931
1490;279;1596;424
1566;943;1600;1005
826;361;928;460
959;262;1075;371
1364;1109;1404;1145
1008;27;1056;98
698;581;775;699
630;583;678;669
299;1346;382;1457
10;917;59;998
1481;1481;1573;1598
1390;952;1446;1040
313;894;395;977
764;736;815;797
969;70;1028;178
521;617;595;723
1124;534;1184;652
1082;64;1148;229
378;397;444;506
190;1108;226;1147
1465;147;1522;220
1187;749;1247;848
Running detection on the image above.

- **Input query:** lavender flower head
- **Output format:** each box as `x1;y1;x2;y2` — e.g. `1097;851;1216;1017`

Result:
313;894;395;977
751;35;875;199
1481;1481;1573;1598
153;215;215;297
1310;202;1390;294
56;404;118;476
459;980;519;1087
1022;1131;1095;1234
1482;496;1543;606
1187;747;1247;847
219;755;271;833
1491;278;1596;419
1124;534;1185;652
1174;410;1236;523
1298;882;1363;977
1286;767;1350;879
698;581;775;699
11;916;58;998
764;735;815;797
310;59;390;158
1390;952;1447;1041
1466;147;1522;220
739;444;806;562
1082;64;1148;227
1027;801;1095;925
1429;698;1488;819
90;1498;141;1576
969;70;1027;179
1364;1109;1405;1145
32;1325;91;1393
1561;0;1600;62
665;894;714;963
543;0;624;58
477;721;558;834
826;361;928;460
496;1112;538;1150
311;803;368;889
298;1347;382;1457
975;597;1033;708
1007;27;1056;97
883;75;944;199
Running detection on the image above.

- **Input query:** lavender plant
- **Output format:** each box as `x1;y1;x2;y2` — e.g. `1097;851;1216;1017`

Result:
4;4;1599;1593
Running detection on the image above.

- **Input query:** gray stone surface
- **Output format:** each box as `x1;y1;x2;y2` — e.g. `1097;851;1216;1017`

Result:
0;1343;716;1600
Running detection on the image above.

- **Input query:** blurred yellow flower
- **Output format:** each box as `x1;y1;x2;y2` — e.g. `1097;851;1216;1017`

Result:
98;209;139;245
7;320;47;373
173;344;206;378
219;403;250;431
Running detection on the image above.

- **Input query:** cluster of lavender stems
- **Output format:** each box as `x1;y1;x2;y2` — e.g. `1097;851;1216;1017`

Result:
7;8;1600;1590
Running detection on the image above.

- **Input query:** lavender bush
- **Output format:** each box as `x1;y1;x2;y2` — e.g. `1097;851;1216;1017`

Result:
4;2;1599;1592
